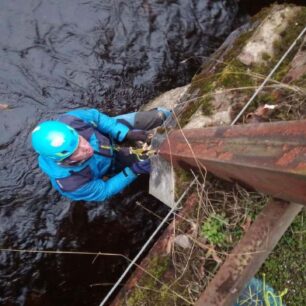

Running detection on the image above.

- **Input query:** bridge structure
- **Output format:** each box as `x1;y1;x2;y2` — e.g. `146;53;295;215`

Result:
158;120;305;305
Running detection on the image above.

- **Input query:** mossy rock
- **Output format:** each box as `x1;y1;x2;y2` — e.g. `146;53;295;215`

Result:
179;5;306;127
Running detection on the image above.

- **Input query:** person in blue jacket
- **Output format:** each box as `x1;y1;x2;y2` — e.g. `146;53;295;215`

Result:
31;108;171;202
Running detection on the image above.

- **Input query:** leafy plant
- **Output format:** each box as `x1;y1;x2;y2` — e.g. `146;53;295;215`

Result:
200;213;229;246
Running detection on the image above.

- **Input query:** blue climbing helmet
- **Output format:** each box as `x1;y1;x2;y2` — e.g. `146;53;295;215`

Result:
31;121;79;161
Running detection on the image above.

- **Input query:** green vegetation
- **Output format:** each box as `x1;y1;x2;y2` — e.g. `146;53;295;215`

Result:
177;97;202;127
259;8;306;80
200;97;214;116
200;213;229;246
259;209;306;306
174;167;194;201
218;60;255;89
126;255;174;306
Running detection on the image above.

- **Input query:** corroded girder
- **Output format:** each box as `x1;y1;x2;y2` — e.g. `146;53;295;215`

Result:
195;200;302;306
159;120;306;206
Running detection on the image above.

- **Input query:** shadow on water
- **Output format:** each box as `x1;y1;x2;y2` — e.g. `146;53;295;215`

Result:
0;0;284;305
238;0;306;15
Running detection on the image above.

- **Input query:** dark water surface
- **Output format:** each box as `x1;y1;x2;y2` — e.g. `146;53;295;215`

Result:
0;1;243;305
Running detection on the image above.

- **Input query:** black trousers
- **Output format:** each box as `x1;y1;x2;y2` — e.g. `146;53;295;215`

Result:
113;108;168;172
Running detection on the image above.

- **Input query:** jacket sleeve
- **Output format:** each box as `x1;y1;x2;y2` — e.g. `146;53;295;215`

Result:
67;108;130;142
57;167;137;202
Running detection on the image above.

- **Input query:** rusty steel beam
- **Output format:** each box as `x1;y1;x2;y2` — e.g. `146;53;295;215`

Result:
195;200;303;306
159;120;306;206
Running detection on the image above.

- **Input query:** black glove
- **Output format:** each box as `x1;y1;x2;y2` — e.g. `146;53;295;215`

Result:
126;129;148;142
131;159;151;175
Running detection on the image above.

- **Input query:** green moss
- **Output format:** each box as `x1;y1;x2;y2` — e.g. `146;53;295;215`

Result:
160;284;175;303
174;167;193;200
218;60;255;89
178;98;201;127
259;7;306;79
127;287;146;306
200;97;214;116
189;73;218;100
186;6;306;126
258;92;277;104
259;209;306;306
222;29;256;67
184;10;274;126
126;255;173;306
183;13;262;126
262;52;272;61
189;21;258;95
292;74;306;93
200;76;217;95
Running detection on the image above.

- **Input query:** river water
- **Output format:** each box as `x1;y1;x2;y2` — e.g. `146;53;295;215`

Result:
0;1;244;305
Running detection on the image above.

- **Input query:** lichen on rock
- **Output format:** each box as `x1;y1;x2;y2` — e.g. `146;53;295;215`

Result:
238;6;301;66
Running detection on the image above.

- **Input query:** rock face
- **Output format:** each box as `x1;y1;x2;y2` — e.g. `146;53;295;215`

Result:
284;36;306;82
142;85;190;112
238;6;300;65
184;4;306;126
184;90;232;128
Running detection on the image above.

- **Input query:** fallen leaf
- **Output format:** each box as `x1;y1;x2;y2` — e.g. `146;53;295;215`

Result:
245;104;277;123
0;103;9;110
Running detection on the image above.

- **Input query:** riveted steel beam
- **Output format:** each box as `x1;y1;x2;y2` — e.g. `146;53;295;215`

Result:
159;120;306;206
194;200;303;306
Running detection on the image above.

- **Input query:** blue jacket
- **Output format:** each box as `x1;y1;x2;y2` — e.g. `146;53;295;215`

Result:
38;109;137;201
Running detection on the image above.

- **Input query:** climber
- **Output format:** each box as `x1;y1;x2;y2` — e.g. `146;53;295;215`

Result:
31;107;171;202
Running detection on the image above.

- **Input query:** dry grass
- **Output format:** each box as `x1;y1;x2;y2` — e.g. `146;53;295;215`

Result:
133;174;268;305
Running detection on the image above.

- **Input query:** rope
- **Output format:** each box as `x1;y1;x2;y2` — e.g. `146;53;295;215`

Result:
99;177;197;306
262;273;288;306
231;25;306;125
0;248;125;258
0;247;192;304
0;248;129;267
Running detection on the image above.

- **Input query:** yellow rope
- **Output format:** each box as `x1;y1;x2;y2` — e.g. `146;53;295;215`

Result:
262;273;288;306
100;144;156;160
129;147;155;157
